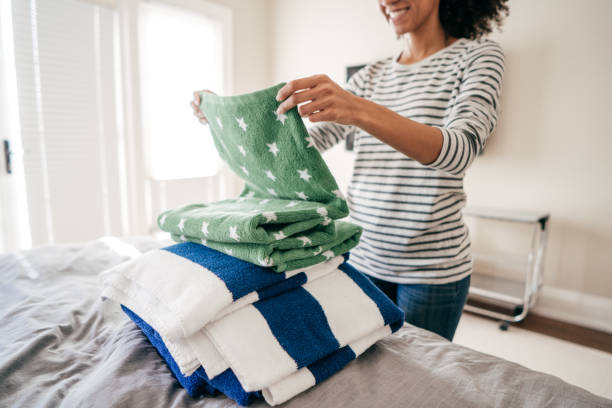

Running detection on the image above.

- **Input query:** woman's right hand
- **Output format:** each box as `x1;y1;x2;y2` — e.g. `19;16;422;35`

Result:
191;89;216;125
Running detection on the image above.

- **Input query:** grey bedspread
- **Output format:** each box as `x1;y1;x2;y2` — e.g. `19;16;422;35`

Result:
0;237;609;408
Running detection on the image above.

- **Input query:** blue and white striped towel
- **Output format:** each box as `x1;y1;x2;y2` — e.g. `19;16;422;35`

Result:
122;305;394;406
100;243;404;405
100;243;345;375
121;305;259;406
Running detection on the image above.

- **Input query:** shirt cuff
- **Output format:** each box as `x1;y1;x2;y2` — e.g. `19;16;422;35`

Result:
427;126;452;170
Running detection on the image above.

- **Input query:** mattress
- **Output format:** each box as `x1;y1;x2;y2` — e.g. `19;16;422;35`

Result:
0;236;609;407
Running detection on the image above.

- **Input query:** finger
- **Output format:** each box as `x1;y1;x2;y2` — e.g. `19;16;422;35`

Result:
307;109;334;123
191;105;207;122
298;97;332;118
276;74;328;102
276;88;321;115
193;91;201;105
190;101;204;117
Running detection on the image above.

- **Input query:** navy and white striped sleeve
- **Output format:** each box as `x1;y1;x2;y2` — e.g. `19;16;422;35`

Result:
306;67;367;152
428;41;505;175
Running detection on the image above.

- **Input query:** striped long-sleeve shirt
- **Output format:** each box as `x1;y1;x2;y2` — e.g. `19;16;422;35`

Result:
308;38;504;284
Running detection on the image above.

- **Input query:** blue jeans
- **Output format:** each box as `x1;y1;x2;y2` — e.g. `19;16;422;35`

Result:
368;275;471;341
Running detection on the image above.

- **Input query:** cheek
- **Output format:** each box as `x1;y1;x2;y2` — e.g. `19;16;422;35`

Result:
392;13;419;35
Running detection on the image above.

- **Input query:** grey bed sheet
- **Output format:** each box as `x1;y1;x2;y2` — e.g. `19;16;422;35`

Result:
0;237;609;408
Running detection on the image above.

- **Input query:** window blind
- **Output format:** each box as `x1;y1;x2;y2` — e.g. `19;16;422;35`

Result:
11;0;126;245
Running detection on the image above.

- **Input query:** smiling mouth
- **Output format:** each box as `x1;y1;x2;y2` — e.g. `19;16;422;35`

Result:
387;7;410;21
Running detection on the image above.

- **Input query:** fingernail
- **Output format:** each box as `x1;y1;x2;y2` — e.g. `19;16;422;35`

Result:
275;93;281;101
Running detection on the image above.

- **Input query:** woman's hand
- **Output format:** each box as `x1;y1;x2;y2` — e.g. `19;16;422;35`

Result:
275;75;364;126
190;89;216;125
277;76;443;165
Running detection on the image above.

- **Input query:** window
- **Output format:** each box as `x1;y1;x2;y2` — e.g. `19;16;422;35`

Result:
1;0;234;248
9;0;125;245
139;0;228;180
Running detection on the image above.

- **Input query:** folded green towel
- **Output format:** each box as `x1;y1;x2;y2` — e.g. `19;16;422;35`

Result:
170;220;361;272
158;83;362;271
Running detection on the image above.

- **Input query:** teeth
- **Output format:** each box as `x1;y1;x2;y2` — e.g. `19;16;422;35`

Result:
388;8;408;18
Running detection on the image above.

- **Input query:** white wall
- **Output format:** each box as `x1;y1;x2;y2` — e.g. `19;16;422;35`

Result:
269;0;612;302
209;0;271;94
467;0;612;300
270;0;399;195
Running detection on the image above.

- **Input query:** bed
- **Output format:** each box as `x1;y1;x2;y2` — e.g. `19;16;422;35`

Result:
1;236;610;407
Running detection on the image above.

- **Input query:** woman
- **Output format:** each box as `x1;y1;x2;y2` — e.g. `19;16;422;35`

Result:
192;0;508;341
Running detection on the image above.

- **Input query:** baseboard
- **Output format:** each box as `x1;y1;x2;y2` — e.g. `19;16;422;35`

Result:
533;286;612;334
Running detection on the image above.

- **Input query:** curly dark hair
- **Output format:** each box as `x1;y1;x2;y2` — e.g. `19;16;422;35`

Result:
439;0;509;40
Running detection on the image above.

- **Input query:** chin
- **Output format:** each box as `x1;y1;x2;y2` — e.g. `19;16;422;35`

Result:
393;24;412;37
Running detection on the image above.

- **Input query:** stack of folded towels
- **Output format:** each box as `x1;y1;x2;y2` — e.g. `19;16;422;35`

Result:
99;83;405;406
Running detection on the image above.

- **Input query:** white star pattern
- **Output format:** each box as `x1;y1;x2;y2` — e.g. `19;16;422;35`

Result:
267;142;280;156
305;136;316;148
296;191;308;200
274;109;287;124
241;166;249;176
265;170;277;181
178;218;186;232
159;214;167;226
258;257;274;267
286;201;298;207
332;189;345;199
313;246;322;255
201;222;209;235
321;217;332;226
274;231;287;240
201;238;207;245
263;212;277;223
238;145;246;156
237;191;256;203
322;250;335;260
317;207;328;217
180;235;186;242
218;139;228;153
236;117;247;131
260;199;270;205
229;226;240;241
267;188;278;197
297;168;312;182
297;236;312;246
216;117;223;129
225;248;233;256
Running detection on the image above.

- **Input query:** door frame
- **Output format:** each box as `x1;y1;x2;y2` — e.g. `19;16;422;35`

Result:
0;0;31;252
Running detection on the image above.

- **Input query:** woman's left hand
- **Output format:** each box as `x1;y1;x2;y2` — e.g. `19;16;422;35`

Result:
275;74;364;126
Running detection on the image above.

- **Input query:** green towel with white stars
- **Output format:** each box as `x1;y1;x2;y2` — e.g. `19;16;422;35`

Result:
169;219;361;272
157;83;362;272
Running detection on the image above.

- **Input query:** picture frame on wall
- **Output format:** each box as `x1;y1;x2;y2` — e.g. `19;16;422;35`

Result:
345;64;366;151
